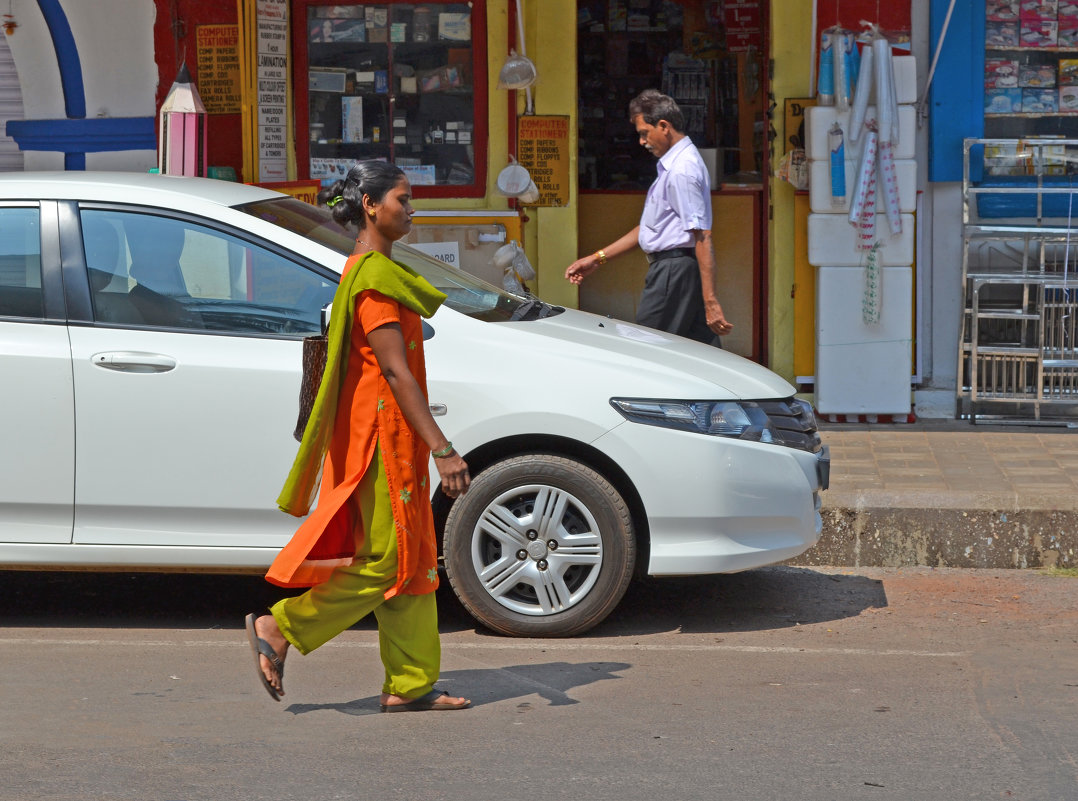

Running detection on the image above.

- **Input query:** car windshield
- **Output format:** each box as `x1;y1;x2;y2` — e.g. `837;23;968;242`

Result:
237;196;562;322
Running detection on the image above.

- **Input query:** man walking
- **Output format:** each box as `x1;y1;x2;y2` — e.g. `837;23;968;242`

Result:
565;89;732;345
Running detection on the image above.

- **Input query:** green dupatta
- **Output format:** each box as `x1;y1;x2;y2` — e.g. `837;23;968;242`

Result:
277;250;447;517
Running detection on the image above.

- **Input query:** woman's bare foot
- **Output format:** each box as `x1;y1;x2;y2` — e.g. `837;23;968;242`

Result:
253;614;289;695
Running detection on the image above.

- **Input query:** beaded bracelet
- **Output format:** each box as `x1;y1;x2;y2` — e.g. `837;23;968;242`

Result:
432;442;455;458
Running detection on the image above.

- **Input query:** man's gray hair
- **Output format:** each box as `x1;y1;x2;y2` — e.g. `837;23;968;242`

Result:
628;89;685;132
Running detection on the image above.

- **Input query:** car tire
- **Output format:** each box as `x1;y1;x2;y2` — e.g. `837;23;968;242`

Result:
443;454;635;637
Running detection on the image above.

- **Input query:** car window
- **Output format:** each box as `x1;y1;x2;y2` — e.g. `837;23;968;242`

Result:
237;197;563;322
81;209;336;335
0;207;43;319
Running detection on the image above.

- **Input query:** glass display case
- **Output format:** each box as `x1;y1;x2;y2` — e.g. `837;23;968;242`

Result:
293;1;487;196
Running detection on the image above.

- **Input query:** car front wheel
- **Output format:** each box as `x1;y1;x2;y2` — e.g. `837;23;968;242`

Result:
442;454;635;637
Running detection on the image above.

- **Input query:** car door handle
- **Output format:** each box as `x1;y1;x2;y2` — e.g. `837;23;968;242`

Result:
92;351;177;373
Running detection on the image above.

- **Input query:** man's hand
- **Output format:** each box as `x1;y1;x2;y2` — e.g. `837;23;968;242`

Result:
565;254;602;285
705;299;733;336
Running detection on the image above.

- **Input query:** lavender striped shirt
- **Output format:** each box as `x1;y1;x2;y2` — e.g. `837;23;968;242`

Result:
637;136;712;254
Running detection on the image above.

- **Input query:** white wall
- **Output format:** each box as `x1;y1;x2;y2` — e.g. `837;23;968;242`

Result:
4;0;158;171
911;0;962;417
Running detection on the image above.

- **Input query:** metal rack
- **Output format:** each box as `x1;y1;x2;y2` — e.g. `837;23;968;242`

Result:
959;138;1078;424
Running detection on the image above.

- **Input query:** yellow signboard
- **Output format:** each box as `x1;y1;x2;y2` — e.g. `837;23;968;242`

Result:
516;115;570;207
196;25;242;115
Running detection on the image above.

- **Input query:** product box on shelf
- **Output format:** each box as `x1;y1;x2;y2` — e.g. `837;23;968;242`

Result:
987;21;1021;46
1060;85;1078;111
341;96;363;143
988;0;1020;18
1059;21;1078;45
1023;87;1059;111
1020;20;1058;46
1020;0;1058;18
986;58;1020;88
985;88;1024;113
1060;0;1078;18
1059;59;1078;85
1020;64;1057;87
438;12;471;41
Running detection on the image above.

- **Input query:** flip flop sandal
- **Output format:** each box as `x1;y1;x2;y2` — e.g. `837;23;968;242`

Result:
245;613;285;702
380;688;471;713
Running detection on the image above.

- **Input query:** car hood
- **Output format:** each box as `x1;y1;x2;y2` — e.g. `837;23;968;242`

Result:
492;306;796;400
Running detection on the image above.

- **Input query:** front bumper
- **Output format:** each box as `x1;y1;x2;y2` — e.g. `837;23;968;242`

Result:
593;423;829;576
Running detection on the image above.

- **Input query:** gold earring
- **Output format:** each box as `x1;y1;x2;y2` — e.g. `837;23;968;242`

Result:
368;210;376;218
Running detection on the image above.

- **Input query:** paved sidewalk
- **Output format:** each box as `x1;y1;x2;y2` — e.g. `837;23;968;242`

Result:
798;420;1078;569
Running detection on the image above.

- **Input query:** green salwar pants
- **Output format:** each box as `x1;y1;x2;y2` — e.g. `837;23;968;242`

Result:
270;444;440;700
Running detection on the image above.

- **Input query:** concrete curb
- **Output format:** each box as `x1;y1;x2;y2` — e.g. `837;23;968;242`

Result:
796;505;1078;570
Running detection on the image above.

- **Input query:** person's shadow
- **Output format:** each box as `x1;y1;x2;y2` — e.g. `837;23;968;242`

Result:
283;661;631;716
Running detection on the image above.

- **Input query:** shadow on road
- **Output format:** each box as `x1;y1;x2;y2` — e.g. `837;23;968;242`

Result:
1;565;886;637
582;566;888;638
283;661;633;716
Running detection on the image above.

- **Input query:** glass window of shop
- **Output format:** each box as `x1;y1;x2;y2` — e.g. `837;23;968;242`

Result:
294;1;487;196
576;0;767;190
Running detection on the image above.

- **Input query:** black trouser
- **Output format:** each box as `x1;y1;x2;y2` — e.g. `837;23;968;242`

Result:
635;253;721;347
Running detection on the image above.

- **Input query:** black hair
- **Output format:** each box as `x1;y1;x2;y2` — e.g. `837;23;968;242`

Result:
628;89;685;133
317;160;407;229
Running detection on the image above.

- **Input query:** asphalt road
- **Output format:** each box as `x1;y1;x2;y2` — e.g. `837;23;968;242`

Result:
2;566;1076;801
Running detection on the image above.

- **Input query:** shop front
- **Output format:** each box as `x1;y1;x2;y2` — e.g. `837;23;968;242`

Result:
573;1;770;361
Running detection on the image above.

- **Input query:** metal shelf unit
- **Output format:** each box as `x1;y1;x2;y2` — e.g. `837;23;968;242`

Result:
958;138;1078;423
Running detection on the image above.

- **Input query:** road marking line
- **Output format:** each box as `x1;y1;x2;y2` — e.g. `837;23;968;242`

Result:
0;637;968;658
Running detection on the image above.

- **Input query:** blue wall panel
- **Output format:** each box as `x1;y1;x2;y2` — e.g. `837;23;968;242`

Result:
929;0;984;182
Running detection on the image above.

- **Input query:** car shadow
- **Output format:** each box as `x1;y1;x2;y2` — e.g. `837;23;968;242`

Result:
435;566;889;638
0;565;886;637
283;661;633;716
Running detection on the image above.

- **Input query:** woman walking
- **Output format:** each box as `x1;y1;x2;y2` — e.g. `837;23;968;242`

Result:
245;161;471;712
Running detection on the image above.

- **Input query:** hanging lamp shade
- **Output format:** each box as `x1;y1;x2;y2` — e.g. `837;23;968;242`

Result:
497;50;537;90
158;63;208;177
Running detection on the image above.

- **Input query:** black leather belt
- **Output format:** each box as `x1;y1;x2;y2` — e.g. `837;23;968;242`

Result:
645;247;695;264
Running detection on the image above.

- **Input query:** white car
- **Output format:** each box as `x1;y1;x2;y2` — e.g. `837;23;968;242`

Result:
0;172;829;637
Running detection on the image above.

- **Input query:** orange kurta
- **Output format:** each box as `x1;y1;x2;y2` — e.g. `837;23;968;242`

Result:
266;259;438;597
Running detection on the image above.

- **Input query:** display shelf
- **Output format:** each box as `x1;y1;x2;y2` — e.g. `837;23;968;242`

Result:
986;46;1078;53
957;138;1078;423
293;0;486;196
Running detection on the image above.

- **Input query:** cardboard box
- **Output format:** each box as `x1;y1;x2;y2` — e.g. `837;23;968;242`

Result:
987;0;1020;19
1060;85;1078;111
365;6;388;42
1060;0;1078;19
1023;87;1058;111
1019;0;1057;18
310;69;347;93
341;96;363;142
985;88;1023;113
986;21;1020;46
1059;21;1078;46
1059;59;1078;85
1020;63;1057;87
438;12;471;41
1020;20;1058;46
986;58;1020;88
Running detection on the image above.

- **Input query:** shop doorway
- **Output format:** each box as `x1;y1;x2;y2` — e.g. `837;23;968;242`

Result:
0;31;24;172
574;0;769;361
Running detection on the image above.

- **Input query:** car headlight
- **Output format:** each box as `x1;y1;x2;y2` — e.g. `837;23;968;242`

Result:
609;397;822;453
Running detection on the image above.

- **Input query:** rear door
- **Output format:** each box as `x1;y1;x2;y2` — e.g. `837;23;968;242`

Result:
0;201;74;543
65;205;336;549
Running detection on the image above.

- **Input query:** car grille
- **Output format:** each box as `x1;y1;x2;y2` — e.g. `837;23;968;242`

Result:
758;398;823;453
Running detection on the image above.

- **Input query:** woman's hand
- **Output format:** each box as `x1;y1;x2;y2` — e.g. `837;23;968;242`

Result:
433;450;470;498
